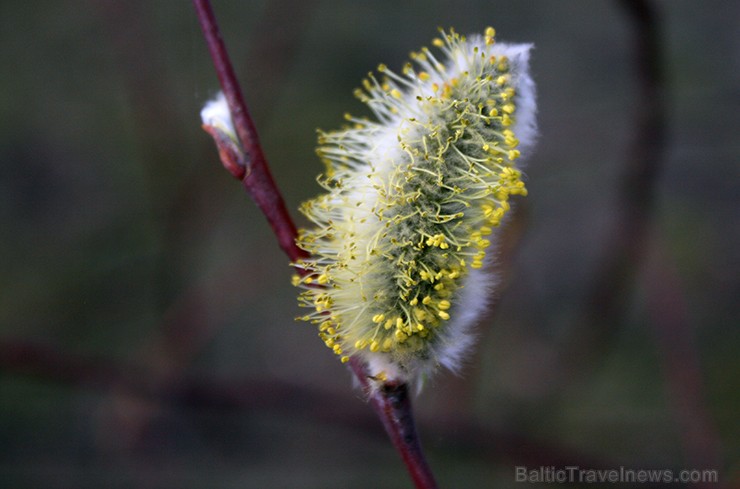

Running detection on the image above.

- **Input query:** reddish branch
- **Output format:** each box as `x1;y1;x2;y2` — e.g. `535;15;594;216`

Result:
349;358;439;489
192;1;437;487
193;0;306;264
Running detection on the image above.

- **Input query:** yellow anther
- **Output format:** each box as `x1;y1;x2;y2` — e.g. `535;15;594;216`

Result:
370;340;380;352
409;297;419;306
372;313;385;323
377;63;387;72
432;38;445;48
418;72;430;81
291;274;301;286
505;137;519;148
422;296;432;305
396;317;404;329
438;311;450;320
317;273;329;284
391;89;402;99
496;75;509;86
341;356;350;363
382;338;393;351
438;300;451;310
485;27;496;38
502;103;515;114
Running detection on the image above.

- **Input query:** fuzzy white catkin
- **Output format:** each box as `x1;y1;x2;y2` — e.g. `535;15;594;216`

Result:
200;92;237;142
291;28;537;385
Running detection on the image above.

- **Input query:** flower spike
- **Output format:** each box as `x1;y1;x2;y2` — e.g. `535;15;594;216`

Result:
294;28;537;385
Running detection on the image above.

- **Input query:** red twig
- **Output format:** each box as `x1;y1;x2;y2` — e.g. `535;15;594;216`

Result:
192;2;438;487
350;358;440;489
193;0;306;263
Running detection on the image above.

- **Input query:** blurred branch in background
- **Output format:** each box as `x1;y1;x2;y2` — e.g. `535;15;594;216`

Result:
0;338;665;475
0;337;710;488
561;0;723;479
564;0;666;378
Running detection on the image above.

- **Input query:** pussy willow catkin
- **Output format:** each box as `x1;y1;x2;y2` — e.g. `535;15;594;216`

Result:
294;27;537;384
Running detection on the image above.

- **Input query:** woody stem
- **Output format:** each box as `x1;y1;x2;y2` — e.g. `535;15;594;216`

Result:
192;2;439;488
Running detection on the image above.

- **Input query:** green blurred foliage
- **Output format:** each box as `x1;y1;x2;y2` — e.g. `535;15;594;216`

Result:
0;1;737;487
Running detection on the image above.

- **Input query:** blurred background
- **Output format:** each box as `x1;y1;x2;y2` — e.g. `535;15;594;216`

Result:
0;0;737;488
